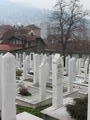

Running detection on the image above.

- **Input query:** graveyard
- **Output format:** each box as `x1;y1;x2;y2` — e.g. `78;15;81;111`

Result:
0;51;89;120
0;0;89;119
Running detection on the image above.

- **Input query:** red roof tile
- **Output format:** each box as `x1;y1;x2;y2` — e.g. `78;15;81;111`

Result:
0;44;22;52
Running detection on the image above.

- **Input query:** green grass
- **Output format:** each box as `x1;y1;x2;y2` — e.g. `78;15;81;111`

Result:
16;104;51;118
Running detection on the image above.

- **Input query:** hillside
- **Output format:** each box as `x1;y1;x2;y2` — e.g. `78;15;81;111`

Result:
0;1;49;25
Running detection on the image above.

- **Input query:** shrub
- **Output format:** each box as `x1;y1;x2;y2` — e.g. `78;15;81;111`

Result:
19;85;32;96
16;69;22;77
66;96;88;120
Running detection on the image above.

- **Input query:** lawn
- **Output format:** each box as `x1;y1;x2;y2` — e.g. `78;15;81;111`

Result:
16;104;51;118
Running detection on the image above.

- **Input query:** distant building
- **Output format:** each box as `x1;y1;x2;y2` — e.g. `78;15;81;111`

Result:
0;24;46;52
24;24;41;37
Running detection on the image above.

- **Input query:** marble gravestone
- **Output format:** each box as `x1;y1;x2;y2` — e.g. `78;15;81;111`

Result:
1;53;16;120
26;55;30;73
23;59;28;80
34;54;41;84
68;58;76;93
76;58;81;75
88;65;90;120
52;54;64;109
39;56;49;101
29;53;34;72
66;56;70;75
23;52;26;61
0;55;2;119
84;59;89;82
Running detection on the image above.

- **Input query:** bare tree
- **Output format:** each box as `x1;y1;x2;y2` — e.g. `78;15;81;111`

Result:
51;0;89;64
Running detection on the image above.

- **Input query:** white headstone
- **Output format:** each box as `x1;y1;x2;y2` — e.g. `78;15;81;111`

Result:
30;53;34;72
88;65;90;120
76;58;81;75
23;59;28;80
48;55;53;82
0;55;2;110
39;56;49;101
48;55;52;72
2;53;16;120
81;58;85;68
66;56;70;75
52;54;64;109
16;53;19;67
34;54;41;84
23;52;26;61
68;58;76;93
26;55;30;73
84;60;89;82
19;54;23;68
16;53;19;61
84;59;89;82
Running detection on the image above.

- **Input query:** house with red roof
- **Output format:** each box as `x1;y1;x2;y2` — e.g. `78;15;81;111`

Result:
0;25;46;53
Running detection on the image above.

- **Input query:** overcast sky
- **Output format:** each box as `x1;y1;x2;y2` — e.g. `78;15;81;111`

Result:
7;0;90;10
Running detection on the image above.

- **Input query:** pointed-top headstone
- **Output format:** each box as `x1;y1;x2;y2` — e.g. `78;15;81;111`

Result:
52;54;64;109
2;52;16;120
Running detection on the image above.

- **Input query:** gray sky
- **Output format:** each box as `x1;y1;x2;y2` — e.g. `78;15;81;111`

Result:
8;0;90;10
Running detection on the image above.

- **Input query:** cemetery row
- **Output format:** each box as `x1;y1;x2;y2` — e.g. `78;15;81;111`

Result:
0;52;90;120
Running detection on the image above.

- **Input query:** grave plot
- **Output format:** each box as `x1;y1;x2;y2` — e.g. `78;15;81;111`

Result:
63;56;89;97
23;55;34;82
40;54;90;120
16;54;79;109
16;86;52;109
15;53;35;84
63;75;88;97
0;52;45;120
16;53;44;84
15;52;89;120
16;55;52;108
0;52;89;120
41;97;74;120
46;57;78;94
41;54;79;120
